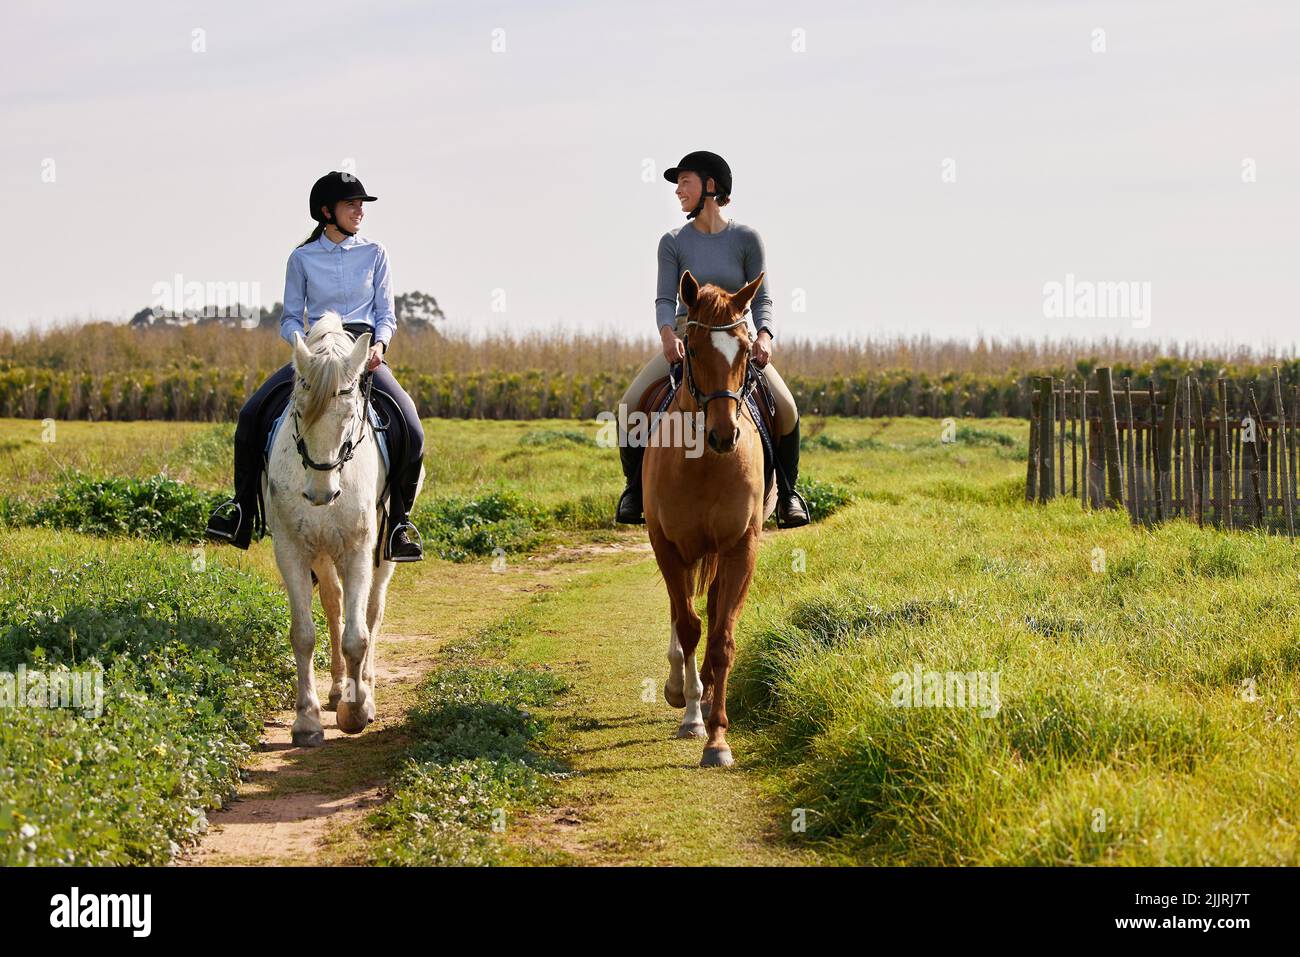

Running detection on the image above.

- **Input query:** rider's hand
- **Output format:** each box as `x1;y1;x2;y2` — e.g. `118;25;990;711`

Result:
753;329;773;367
661;326;685;364
366;343;384;372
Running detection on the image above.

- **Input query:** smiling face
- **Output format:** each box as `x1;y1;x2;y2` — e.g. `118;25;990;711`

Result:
324;198;365;233
674;170;714;213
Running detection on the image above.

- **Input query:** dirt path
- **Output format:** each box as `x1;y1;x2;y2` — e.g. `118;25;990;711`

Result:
178;655;410;866
180;535;817;867
179;554;570;866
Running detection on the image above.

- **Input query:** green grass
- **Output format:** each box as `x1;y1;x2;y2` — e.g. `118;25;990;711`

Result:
8;413;1296;866
0;529;313;865
733;494;1300;864
366;604;568;866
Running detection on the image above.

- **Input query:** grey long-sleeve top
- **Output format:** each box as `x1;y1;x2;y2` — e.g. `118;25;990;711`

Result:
655;220;775;338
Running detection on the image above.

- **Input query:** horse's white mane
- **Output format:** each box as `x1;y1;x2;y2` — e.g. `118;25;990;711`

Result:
298;311;357;429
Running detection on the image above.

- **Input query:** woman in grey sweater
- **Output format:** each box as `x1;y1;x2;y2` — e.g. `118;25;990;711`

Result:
615;151;809;528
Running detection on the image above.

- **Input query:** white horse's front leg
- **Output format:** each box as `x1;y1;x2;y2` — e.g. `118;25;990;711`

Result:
335;551;375;734
365;560;395;690
276;539;324;747
315;560;346;711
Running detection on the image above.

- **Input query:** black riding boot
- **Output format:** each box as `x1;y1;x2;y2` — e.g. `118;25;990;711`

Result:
385;455;425;562
775;420;810;528
616;443;646;524
206;434;261;549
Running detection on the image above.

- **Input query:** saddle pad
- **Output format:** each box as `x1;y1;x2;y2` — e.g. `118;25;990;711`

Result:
264;395;390;476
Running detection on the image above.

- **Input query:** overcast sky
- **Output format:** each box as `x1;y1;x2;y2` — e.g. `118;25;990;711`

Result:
2;0;1297;349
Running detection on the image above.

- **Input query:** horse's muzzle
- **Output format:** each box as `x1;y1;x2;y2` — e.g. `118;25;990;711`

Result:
708;426;740;454
303;488;343;506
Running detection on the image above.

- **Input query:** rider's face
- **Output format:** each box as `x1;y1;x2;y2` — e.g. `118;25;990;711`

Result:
326;199;365;232
675;171;712;212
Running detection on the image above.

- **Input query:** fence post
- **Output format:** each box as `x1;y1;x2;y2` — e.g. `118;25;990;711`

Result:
1247;386;1268;527
1275;368;1295;536
1080;379;1089;509
1058;377;1066;497
1098;368;1122;508
1180;375;1192;521
1218;378;1233;530
1124;376;1138;524
1157;378;1177;517
1026;383;1040;502
1038;376;1055;502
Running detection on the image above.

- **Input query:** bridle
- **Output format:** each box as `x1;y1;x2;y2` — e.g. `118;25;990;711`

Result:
291;367;376;473
679;314;761;415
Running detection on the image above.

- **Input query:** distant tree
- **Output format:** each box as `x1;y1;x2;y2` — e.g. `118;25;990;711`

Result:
395;291;445;328
259;303;284;329
128;291;445;329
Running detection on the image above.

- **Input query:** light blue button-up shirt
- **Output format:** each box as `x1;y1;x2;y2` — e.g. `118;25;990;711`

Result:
279;232;396;349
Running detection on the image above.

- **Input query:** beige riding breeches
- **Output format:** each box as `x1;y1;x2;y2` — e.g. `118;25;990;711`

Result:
620;348;799;438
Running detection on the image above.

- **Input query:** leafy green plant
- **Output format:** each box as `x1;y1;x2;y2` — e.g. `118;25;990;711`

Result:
790;477;853;523
367;609;566;866
0;534;296;864
25;473;225;543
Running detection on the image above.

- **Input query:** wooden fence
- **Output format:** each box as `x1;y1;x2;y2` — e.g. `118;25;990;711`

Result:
1026;366;1298;534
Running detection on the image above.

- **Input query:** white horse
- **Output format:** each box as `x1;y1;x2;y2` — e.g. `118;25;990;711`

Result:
264;311;423;746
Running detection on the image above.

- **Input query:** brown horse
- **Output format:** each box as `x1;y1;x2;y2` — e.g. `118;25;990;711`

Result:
644;269;770;767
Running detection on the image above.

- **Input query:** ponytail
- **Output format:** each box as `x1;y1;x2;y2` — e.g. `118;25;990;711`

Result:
298;221;326;248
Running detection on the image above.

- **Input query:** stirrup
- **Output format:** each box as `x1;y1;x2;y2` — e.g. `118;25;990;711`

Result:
385;521;424;563
205;500;242;542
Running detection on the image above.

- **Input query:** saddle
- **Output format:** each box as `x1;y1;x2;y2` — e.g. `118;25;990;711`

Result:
638;361;779;500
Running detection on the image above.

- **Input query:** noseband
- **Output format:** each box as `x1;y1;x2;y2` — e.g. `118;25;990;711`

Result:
291;368;375;473
680;315;760;414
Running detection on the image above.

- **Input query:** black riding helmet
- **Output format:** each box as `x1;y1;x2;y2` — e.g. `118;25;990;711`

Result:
663;151;732;220
309;171;378;237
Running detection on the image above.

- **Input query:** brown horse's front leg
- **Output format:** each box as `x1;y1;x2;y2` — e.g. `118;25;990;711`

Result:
701;531;759;767
648;526;706;740
700;573;722;720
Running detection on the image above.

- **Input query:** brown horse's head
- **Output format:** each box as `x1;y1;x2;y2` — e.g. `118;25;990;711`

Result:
679;269;766;454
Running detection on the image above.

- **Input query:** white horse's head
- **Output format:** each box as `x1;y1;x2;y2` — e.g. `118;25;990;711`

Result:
290;312;372;505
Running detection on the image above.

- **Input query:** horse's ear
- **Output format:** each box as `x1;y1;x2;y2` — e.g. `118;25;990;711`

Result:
292;332;312;374
732;272;765;315
680;270;700;310
348;332;372;375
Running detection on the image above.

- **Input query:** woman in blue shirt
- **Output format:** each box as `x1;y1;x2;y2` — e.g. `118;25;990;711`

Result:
206;172;425;561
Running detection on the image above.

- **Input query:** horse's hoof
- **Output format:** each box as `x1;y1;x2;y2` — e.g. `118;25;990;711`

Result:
325;693;341;712
664;684;686;709
292;729;324;748
700;746;734;768
675;722;707;740
335;704;369;735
